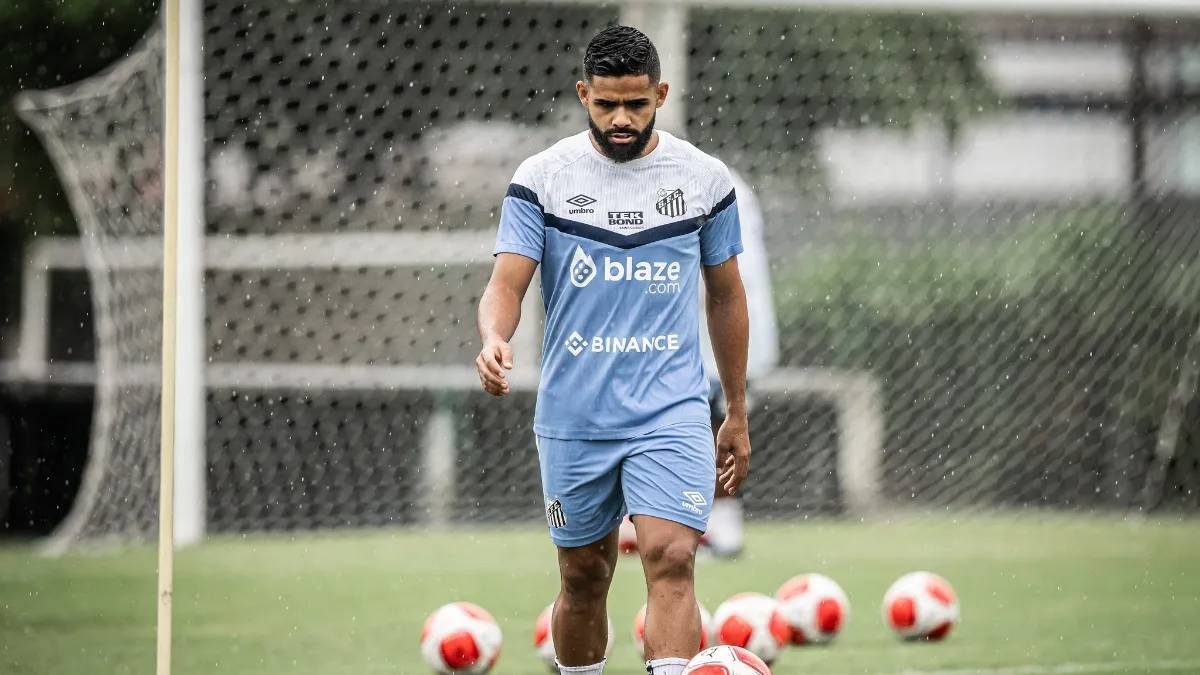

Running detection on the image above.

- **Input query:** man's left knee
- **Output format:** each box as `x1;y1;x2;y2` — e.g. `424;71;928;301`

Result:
641;536;697;580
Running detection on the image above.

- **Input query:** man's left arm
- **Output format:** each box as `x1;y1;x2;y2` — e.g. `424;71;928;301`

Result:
703;258;751;495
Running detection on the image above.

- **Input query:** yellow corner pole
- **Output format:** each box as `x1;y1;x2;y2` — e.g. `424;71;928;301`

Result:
158;1;181;674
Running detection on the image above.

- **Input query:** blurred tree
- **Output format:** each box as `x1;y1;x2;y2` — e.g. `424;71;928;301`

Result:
688;10;997;186
773;203;1200;507
0;0;157;355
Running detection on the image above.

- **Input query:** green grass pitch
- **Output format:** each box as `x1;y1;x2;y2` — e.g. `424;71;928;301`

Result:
2;516;1199;674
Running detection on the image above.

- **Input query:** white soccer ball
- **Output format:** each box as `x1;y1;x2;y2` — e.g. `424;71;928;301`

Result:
710;593;791;665
420;602;503;674
881;571;960;641
682;645;773;675
533;602;615;671
632;602;712;658
618;515;639;554
775;573;850;645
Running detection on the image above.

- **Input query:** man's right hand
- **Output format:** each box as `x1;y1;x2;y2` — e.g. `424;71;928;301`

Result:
475;339;514;396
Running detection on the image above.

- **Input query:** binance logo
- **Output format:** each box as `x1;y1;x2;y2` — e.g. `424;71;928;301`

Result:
565;331;587;357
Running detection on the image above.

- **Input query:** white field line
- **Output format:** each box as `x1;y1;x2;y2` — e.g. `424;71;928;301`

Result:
886;659;1200;675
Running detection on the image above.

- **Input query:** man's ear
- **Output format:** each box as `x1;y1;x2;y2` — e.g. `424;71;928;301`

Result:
655;81;669;108
576;80;588;107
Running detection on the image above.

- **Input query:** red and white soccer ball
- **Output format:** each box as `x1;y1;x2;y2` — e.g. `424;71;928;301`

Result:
775;573;850;645
618;515;639;554
710;593;791;665
882;571;960;641
682;645;773;675
533;602;615;671
632;602;712;658
420;602;503;674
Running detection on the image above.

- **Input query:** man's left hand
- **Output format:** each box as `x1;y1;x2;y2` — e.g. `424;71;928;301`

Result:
716;414;751;496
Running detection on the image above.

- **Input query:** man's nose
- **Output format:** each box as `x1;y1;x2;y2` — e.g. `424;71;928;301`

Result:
612;107;632;128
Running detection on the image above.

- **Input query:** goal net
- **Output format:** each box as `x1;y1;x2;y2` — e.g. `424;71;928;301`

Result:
15;1;1200;548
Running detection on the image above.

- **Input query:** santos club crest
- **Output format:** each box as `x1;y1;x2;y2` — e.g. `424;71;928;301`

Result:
655;188;685;217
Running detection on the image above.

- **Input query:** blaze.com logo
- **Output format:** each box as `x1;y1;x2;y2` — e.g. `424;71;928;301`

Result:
567;245;681;294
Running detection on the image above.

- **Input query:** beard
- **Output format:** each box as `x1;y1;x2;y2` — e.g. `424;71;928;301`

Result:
589;112;656;163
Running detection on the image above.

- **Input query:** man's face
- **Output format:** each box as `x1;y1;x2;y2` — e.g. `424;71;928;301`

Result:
576;74;668;162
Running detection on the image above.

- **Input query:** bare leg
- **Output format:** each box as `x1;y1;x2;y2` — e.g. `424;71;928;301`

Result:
554;527;619;666
635;514;703;661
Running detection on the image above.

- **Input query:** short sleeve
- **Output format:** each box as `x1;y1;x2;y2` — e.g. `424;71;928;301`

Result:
699;166;744;266
493;159;545;262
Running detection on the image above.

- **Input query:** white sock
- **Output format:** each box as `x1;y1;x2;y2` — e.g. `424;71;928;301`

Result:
706;497;744;552
646;657;689;675
558;659;606;674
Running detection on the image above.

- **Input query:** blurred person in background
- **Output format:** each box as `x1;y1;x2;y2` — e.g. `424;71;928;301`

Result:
700;170;778;559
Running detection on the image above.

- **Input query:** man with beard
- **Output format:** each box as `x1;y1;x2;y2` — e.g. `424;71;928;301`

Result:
475;26;751;675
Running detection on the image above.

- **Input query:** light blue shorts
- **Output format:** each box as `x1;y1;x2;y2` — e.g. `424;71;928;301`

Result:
536;422;716;548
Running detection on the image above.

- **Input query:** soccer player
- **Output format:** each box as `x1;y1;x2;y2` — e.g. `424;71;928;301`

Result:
475;26;751;675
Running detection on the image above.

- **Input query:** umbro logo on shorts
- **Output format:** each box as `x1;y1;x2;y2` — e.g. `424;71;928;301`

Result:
681;490;707;515
546;498;567;528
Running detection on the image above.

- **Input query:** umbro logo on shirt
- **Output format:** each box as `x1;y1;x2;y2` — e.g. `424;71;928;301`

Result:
566;194;596;214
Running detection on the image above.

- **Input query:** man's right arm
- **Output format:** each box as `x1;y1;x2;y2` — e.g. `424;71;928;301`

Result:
480;156;544;395
476;253;538;396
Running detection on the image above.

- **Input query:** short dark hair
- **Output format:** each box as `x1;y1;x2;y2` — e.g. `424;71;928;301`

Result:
583;26;660;82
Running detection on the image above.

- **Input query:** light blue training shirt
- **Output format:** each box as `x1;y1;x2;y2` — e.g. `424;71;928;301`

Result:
493;130;743;440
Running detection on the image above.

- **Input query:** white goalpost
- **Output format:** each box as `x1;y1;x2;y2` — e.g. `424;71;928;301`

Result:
158;0;204;671
158;1;177;672
157;1;178;671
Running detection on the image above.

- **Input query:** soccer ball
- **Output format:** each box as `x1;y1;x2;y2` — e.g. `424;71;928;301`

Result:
632;602;712;658
682;645;772;675
710;593;790;665
420;602;503;674
533;602;614;671
618;515;639;554
775;573;850;645
882;571;960;641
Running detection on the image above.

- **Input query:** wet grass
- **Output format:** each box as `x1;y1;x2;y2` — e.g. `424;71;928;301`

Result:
2;515;1199;674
